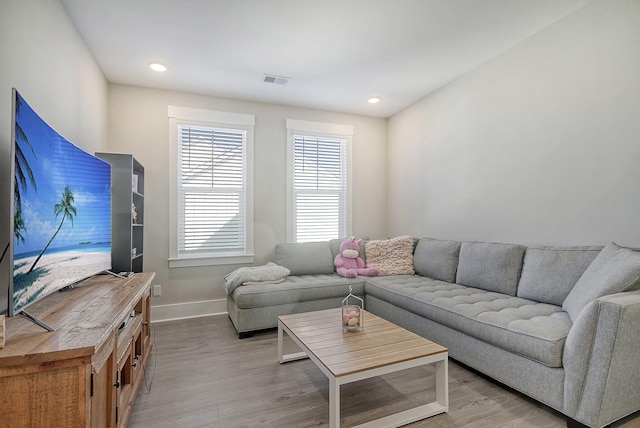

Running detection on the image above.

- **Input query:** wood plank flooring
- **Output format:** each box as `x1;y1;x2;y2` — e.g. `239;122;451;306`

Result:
128;315;640;428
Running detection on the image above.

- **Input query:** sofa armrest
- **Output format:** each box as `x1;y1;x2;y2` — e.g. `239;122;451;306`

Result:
563;290;640;427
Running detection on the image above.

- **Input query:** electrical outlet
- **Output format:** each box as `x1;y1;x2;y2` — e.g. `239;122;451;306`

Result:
152;284;161;296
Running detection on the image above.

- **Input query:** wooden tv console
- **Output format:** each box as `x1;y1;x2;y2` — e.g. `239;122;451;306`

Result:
0;272;155;428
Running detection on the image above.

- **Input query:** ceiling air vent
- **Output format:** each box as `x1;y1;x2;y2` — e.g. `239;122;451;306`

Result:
263;74;290;85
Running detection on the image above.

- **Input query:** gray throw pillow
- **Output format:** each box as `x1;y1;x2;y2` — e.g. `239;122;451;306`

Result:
413;238;461;283
456;241;526;296
275;241;335;275
517;246;602;306
563;242;640;321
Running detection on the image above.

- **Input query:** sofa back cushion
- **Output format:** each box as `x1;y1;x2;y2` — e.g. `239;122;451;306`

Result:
563;242;640;321
413;238;461;282
517;246;602;306
456;241;526;295
275;241;335;275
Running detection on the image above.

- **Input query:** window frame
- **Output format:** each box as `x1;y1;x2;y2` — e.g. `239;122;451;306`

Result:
286;119;353;243
168;106;254;268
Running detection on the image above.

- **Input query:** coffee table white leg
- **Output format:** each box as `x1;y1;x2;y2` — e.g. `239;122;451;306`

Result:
435;357;449;411
329;376;340;428
277;320;309;363
277;320;284;363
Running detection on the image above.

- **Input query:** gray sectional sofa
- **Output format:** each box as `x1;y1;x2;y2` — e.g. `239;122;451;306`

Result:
225;237;640;428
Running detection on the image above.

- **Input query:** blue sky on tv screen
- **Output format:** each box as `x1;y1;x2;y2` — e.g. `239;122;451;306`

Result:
14;93;111;256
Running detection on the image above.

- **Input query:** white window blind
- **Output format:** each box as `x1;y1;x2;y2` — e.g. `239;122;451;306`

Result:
293;135;347;242
178;124;247;255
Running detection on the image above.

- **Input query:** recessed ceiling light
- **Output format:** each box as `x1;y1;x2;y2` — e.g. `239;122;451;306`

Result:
148;62;168;72
368;96;381;104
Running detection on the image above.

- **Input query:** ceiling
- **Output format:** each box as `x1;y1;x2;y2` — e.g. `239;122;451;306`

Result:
61;0;590;118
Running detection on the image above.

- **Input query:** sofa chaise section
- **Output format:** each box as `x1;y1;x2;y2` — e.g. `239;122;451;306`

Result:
228;274;365;337
226;240;366;337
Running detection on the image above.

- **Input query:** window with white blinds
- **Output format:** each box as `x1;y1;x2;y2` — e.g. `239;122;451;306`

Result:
293;135;347;242
286;119;352;243
168;106;254;268
178;124;246;255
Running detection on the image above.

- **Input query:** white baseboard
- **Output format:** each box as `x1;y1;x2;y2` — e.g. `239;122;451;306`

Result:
151;299;227;322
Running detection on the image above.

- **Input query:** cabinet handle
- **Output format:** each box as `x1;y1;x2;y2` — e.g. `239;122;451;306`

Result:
114;380;120;388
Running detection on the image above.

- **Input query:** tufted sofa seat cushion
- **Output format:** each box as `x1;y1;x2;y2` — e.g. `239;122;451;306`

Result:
231;274;365;309
365;275;572;367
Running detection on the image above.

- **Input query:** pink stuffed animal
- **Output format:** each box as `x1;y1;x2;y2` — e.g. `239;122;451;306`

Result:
334;237;379;278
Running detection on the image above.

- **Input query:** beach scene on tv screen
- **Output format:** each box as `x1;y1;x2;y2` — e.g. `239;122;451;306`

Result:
12;92;111;313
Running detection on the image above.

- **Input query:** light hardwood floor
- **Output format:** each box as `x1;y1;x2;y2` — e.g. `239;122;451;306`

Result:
128;315;640;428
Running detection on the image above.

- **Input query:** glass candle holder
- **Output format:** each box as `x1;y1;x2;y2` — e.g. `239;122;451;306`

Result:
342;304;362;332
341;285;364;332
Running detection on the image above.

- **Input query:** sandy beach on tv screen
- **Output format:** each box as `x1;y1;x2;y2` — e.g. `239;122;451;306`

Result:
13;251;110;309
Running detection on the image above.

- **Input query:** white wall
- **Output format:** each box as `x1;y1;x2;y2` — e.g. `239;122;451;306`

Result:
387;0;640;248
108;84;387;319
0;0;108;313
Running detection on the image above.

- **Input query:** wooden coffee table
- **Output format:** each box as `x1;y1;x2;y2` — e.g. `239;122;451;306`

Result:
278;308;448;427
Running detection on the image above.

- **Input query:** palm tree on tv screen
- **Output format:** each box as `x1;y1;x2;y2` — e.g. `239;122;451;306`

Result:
14;94;37;216
4;210;28;267
28;186;77;273
14;210;26;244
0;94;36;265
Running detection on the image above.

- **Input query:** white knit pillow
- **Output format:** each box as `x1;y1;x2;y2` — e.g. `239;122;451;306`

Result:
365;236;415;276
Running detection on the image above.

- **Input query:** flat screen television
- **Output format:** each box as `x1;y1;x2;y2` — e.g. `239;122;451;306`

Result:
8;89;112;327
